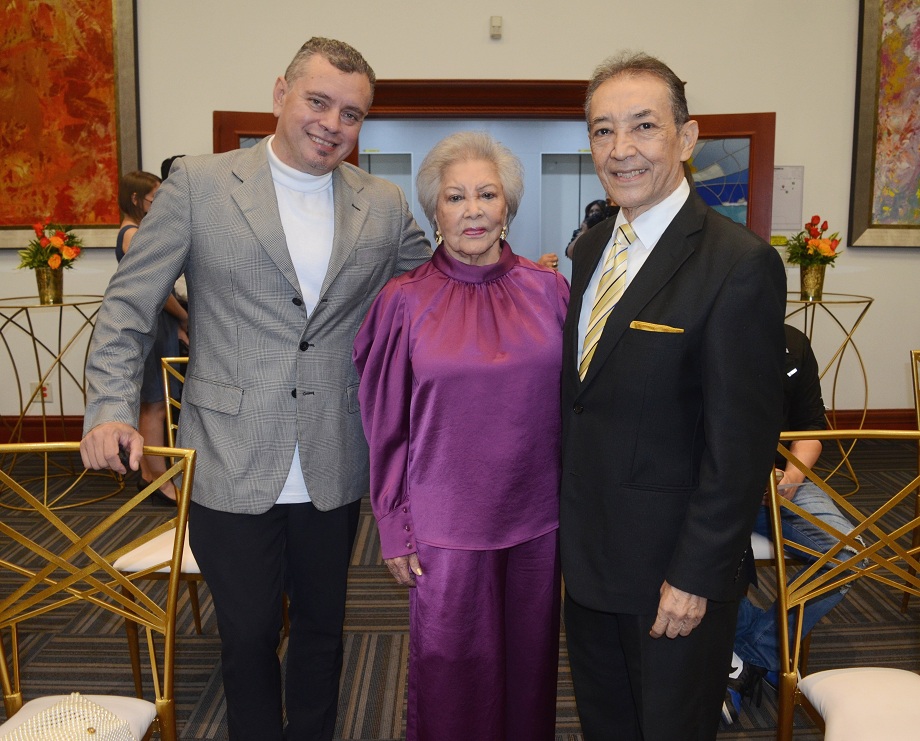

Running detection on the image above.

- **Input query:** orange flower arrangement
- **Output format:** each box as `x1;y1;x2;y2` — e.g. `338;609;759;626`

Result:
18;218;84;270
784;215;840;267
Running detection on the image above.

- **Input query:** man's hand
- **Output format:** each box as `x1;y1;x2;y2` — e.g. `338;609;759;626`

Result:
80;422;144;474
384;553;423;587
649;581;707;639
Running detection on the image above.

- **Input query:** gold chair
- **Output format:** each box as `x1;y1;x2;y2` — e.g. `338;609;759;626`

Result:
161;356;186;453
119;357;288;696
771;429;920;741
114;357;204;700
0;443;196;741
901;349;920;612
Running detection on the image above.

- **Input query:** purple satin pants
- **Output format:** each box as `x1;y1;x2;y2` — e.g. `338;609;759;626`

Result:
405;529;561;741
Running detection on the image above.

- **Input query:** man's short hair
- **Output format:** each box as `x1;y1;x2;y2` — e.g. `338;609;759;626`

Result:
585;51;689;128
284;37;376;104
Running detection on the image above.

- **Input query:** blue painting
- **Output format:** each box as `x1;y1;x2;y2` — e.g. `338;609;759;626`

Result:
689;138;750;226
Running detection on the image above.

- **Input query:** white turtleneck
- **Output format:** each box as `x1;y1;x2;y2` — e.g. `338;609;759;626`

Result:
267;136;336;504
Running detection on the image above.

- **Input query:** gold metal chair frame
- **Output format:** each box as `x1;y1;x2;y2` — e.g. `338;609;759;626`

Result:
161;357;186;454
123;356;289;695
770;429;920;740
0;443;196;741
901;349;920;612
161;356;202;634
120;357;203;701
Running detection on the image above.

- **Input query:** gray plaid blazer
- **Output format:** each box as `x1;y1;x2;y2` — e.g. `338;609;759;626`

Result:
84;138;431;513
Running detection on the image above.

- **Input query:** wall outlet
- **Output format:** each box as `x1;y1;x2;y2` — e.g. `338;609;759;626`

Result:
30;382;54;405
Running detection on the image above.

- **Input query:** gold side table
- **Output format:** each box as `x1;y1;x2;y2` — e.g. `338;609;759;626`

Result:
0;295;124;507
785;292;874;493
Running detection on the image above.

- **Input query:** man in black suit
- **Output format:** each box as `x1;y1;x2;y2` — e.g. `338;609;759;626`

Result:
560;51;787;740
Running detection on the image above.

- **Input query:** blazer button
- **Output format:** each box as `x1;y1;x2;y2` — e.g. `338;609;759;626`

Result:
299;341;310;351
292;297;303;306
404;524;411;531
291;389;297;398
573;404;584;414
405;541;412;549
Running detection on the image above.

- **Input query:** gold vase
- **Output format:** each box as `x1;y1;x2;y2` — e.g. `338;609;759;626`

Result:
35;267;64;305
799;264;826;301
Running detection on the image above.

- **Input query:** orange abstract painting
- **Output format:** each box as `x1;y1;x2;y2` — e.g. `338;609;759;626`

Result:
0;0;122;227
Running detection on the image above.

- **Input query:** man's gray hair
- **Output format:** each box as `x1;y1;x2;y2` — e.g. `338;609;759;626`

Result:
285;37;376;103
585;51;689;128
416;131;524;232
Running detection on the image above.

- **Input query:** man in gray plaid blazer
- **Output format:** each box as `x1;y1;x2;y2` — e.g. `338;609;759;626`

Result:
81;38;430;740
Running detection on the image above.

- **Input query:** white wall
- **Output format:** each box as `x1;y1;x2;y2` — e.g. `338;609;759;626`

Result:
2;0;917;413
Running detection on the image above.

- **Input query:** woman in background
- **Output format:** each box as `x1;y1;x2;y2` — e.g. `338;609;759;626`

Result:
354;132;568;740
565;198;609;258
116;170;188;503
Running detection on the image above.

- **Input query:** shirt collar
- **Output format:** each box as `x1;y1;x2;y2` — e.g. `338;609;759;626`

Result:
615;178;691;249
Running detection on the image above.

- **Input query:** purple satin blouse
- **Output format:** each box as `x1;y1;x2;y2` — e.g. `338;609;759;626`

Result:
354;243;570;559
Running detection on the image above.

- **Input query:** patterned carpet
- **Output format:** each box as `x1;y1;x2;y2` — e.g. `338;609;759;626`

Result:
1;439;918;739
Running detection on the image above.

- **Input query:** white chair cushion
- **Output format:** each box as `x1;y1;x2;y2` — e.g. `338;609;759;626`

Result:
751;531;776;560
0;694;156;740
113;527;199;574
798;666;920;740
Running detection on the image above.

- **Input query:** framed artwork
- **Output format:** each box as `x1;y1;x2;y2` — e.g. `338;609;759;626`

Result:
690;138;752;226
213;82;775;241
849;0;920;248
0;0;139;249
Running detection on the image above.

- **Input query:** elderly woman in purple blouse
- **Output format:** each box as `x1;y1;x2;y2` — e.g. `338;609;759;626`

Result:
353;131;569;740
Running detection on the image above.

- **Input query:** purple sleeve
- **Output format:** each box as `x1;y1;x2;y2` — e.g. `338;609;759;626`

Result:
353;283;417;560
555;269;571;317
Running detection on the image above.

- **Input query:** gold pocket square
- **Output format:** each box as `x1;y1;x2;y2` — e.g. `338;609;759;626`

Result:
629;321;684;333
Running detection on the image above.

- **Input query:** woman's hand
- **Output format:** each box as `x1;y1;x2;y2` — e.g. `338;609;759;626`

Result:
384;553;423;587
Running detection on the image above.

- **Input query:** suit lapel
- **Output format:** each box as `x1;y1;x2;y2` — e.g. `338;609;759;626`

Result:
579;193;706;388
320;166;370;297
570;219;617;317
565;219;615;396
230;138;300;292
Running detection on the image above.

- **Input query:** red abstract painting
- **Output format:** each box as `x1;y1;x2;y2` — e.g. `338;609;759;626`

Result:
0;0;122;227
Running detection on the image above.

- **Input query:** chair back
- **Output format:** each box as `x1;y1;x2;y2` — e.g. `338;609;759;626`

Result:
161;357;188;448
770;429;920;736
913;350;920;471
0;443;195;733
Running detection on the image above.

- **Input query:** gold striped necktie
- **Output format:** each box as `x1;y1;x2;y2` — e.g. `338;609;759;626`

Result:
579;223;636;380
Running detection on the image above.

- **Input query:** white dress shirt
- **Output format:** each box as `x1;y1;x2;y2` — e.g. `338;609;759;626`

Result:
577;179;691;361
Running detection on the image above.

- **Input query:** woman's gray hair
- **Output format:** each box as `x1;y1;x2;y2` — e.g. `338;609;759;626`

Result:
585;51;689;128
416;131;524;231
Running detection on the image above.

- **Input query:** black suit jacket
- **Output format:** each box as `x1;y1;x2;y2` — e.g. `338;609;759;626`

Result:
560;190;786;615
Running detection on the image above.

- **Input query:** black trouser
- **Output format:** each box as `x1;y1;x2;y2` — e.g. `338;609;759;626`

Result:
564;590;739;741
190;498;360;741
